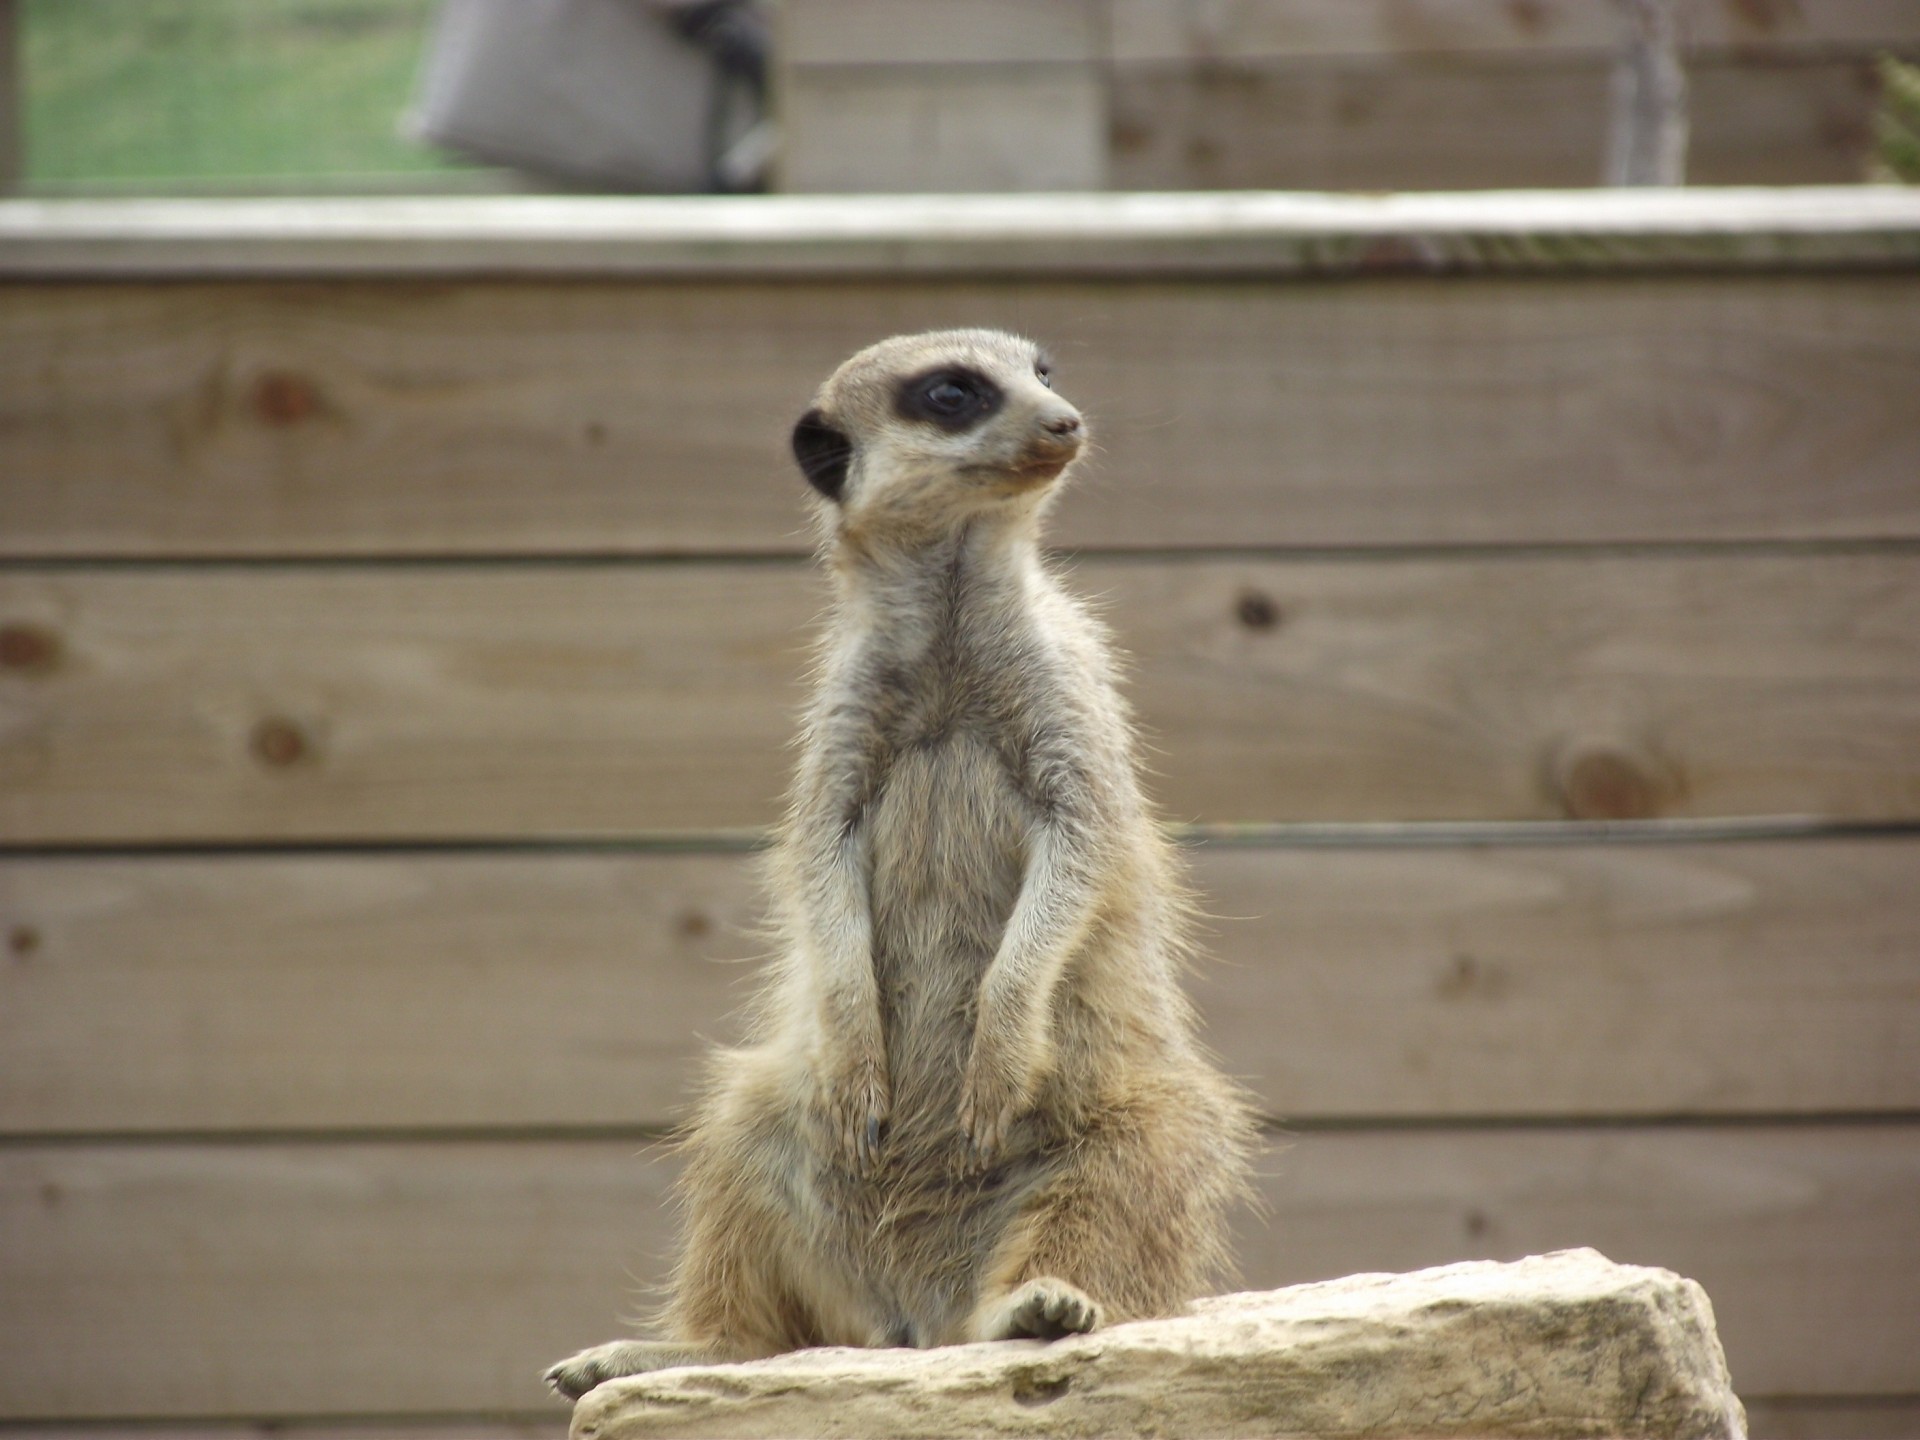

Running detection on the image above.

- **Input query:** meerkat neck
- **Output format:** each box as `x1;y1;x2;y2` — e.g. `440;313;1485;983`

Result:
829;515;1045;653
835;514;1038;603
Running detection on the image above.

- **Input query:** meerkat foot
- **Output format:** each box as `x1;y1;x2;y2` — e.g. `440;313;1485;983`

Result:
978;1278;1103;1342
543;1339;727;1400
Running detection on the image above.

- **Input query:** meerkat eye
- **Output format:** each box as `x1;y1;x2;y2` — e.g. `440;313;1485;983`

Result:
1035;363;1052;389
925;379;973;412
895;365;1005;432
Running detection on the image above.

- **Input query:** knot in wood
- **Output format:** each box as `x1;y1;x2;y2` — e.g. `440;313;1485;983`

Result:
0;622;61;674
252;370;322;427
250;716;312;769
1234;589;1281;631
1555;744;1663;821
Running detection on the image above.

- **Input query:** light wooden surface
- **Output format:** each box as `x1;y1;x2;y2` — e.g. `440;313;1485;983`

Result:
787;0;1920;64
6;191;1920;278
783;0;1104;66
776;1;1920;192
6;270;1918;558
4;555;1916;842
1103;0;1920;61
4;839;1916;1135
2;1127;1914;1419
778;66;1108;193
3;194;1916;1436
1110;57;1891;191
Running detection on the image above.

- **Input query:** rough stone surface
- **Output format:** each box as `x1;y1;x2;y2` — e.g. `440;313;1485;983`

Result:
569;1248;1747;1439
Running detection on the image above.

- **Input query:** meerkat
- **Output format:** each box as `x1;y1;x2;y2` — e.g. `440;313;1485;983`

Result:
545;329;1256;1399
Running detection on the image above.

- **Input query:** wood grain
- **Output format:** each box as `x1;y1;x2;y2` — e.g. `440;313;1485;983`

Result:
1110;56;1893;191
7;191;1920;279
3;555;1917;841
1188;837;1920;1120
782;0;1102;66
4;273;1919;556
2;1126;1913;1417
1106;0;1920;61
4;839;1916;1134
779;66;1107;192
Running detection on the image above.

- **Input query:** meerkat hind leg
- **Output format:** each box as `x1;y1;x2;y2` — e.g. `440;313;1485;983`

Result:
544;1339;735;1399
973;1276;1103;1342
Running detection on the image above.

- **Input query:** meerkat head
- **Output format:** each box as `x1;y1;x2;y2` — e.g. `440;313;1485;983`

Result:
790;329;1085;543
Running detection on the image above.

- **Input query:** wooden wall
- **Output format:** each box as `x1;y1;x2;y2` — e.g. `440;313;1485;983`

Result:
2;193;1918;1439
779;0;1920;192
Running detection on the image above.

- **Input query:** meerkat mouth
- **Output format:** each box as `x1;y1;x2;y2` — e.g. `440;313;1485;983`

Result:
1009;455;1073;482
1007;439;1081;482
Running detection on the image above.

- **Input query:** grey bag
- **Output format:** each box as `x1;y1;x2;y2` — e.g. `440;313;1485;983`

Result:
406;0;768;192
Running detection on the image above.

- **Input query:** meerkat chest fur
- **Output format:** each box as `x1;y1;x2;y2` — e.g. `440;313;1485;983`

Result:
824;528;1113;1130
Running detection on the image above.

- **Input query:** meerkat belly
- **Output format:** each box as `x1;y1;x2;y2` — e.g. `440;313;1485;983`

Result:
866;729;1029;1133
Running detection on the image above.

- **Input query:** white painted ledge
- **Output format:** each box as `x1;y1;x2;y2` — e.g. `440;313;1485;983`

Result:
1;188;1917;278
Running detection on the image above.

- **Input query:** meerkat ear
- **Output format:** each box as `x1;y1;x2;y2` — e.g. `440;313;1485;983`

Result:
791;408;853;501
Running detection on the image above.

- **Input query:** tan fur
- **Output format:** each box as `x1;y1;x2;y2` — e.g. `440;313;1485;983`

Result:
547;329;1256;1400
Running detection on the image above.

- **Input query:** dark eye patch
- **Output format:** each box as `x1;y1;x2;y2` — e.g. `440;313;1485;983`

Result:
894;365;1004;433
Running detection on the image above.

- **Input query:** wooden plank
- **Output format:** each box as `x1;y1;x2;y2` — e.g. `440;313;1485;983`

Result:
1188;838;1920;1120
1231;1125;1920;1400
778;66;1108;192
1743;1397;1920;1440
1107;0;1920;62
4;554;1918;842
1;1126;1913;1417
0;852;761;1134
0;1139;677;1419
4;839;1917;1134
5;190;1920;280
4;272;1919;558
1109;55;1895;192
781;0;1102;66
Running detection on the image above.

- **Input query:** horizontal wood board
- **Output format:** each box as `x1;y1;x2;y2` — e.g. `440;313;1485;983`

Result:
1;1126;1914;1418
1109;56;1901;191
779;65;1109;193
6;272;1920;556
7;192;1920;280
786;0;1920;64
3;838;1916;1134
3;555;1917;841
1102;0;1920;61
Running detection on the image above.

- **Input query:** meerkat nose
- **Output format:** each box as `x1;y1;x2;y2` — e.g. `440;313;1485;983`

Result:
1042;413;1083;438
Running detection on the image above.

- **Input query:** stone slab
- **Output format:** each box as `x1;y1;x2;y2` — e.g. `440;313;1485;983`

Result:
569;1248;1747;1439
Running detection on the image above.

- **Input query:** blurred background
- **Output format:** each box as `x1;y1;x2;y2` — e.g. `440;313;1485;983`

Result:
7;0;1920;194
2;3;1918;1439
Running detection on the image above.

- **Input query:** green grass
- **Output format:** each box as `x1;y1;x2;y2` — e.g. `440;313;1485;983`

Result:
23;0;480;187
1878;54;1920;184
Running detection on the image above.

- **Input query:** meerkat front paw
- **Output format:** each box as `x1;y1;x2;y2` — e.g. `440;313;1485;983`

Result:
984;1278;1103;1341
956;1052;1033;1168
813;1051;891;1174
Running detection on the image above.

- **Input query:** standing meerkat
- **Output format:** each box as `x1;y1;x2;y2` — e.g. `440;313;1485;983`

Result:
546;329;1256;1399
